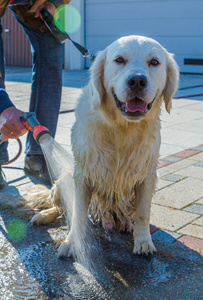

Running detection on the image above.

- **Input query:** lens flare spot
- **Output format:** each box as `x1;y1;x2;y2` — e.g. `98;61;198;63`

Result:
7;218;27;241
54;5;81;34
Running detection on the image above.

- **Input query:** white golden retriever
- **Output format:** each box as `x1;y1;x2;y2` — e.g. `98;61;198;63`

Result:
27;36;179;257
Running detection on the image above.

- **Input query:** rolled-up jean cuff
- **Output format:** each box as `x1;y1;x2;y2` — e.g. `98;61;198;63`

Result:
24;131;43;155
0;140;9;164
25;149;43;155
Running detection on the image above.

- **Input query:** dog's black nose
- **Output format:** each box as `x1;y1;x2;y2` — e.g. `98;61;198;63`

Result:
127;75;148;91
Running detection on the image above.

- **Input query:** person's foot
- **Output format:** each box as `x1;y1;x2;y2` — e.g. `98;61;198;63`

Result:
24;154;51;185
0;165;5;190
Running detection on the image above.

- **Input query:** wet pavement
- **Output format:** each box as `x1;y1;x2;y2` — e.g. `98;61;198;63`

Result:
0;208;203;300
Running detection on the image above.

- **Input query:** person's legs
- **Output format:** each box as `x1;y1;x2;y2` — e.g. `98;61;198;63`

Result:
0;141;9;164
10;8;64;155
0;141;8;189
10;8;64;184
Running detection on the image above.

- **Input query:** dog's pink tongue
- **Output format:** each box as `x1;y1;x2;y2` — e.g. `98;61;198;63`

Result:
126;99;147;112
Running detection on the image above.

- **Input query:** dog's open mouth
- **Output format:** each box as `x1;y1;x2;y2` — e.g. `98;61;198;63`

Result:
113;92;154;118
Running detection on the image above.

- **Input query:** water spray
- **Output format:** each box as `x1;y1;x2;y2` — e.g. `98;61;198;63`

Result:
0;112;52;145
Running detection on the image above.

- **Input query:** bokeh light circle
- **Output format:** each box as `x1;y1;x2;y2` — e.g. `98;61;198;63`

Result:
7;218;27;241
54;5;81;34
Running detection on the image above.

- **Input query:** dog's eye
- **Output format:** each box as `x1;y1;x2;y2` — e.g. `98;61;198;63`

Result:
114;56;125;64
149;59;160;66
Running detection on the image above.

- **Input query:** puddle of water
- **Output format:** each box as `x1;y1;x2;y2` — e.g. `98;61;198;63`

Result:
0;237;47;300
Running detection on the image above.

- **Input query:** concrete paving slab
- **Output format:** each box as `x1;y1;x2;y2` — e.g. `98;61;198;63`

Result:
7;182;38;197
157;157;197;177
153;178;203;209
152;229;182;243
150;204;199;231
156;179;173;190
187;152;203;161
159;143;186;158
177;224;203;239
161;128;203;149
161;107;203;126
192;146;203;151
175;235;203;253
160;173;186;182
196;198;203;205
196;161;203;167
168;119;203;134
161;156;183;163
174;165;203;180
57;111;76;127
183;204;203;215
158;159;173;168
167;148;200;158
61;88;82;111
0;193;22;208
2;166;31;187
193;217;203;226
182;101;203;111
172;98;200;108
55;129;72;149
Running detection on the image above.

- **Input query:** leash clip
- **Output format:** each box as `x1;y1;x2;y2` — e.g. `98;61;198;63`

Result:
83;50;95;63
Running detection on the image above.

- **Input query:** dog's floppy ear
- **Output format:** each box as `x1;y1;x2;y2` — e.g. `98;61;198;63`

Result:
163;53;179;113
90;49;106;111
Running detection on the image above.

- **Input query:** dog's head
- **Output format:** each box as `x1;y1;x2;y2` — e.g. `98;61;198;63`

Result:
90;35;179;122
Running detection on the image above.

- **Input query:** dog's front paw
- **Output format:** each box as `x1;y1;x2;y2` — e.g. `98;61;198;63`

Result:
58;236;74;259
133;234;156;255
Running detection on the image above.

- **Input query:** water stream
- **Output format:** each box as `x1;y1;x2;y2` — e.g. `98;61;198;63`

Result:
39;135;104;274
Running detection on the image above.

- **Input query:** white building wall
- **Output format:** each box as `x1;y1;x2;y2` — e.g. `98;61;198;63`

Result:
84;0;203;73
64;0;85;70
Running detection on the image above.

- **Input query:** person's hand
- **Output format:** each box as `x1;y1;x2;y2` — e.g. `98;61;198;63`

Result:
35;1;56;19
0;107;27;139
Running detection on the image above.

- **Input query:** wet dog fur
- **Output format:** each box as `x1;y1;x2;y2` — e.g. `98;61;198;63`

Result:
26;36;179;258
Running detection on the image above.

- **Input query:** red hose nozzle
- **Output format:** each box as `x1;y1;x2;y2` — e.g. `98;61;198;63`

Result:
21;112;52;144
33;124;51;144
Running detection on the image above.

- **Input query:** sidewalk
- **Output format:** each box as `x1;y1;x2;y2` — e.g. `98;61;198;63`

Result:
0;68;202;299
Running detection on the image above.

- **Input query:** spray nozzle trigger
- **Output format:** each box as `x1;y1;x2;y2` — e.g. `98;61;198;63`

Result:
19;112;40;131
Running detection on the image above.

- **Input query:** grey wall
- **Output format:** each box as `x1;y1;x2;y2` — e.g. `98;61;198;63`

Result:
85;0;203;73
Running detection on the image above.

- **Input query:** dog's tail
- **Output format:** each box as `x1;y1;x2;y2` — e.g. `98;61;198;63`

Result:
25;184;53;210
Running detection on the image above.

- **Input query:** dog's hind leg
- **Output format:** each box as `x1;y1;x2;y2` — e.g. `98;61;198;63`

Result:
26;184;62;225
31;206;61;225
133;168;157;255
58;175;92;259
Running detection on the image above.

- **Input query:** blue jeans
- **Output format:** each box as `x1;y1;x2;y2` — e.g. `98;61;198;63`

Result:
0;8;64;164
